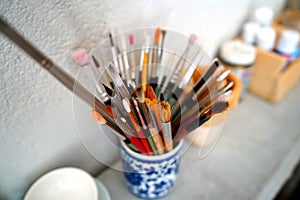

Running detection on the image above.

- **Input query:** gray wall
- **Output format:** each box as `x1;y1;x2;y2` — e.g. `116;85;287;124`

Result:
0;0;286;199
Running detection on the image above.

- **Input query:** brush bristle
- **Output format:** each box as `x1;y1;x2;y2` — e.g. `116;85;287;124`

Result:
108;65;123;87
91;56;100;68
159;101;171;122
109;32;114;46
159;93;165;102
72;49;90;66
102;84;113;97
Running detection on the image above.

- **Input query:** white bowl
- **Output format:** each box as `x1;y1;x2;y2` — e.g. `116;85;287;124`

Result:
24;167;98;200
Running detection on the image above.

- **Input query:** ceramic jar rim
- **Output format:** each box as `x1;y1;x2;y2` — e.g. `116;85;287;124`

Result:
120;140;184;161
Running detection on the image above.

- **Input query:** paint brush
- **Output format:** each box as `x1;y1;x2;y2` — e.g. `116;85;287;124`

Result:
150;28;161;84
196;69;231;104
107;64;131;99
109;32;122;75
173;72;231;127
135;87;151;125
173;50;204;94
135;88;158;154
171;59;221;119
123;99;153;155
165;34;198;92
114;117;147;154
102;83;128;116
146;85;163;133
119;34;132;84
141;35;150;91
72;49;110;104
159;30;166;63
128;34;136;81
91;55;114;88
165;50;205;107
0;17;122;135
156;53;175;96
145;97;164;155
174;101;228;143
158;94;173;152
155;30;167;96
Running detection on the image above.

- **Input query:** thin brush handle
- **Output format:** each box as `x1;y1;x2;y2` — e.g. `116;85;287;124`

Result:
0;17;121;133
161;121;173;152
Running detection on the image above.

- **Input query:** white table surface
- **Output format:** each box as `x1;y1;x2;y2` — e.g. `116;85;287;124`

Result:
97;83;300;200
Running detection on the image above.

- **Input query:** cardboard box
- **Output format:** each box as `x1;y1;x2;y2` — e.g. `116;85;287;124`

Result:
248;13;300;103
248;47;300;102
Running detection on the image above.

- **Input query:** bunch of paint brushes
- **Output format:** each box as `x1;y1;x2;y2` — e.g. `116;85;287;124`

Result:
72;28;233;156
0;18;232;156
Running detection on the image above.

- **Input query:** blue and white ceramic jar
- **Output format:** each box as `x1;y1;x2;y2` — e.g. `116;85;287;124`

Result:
121;140;183;199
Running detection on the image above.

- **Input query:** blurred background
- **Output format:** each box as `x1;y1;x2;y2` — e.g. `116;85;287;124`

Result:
0;0;299;199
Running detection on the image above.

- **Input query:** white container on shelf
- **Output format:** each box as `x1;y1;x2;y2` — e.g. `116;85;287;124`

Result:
254;7;274;27
276;29;300;56
256;27;276;51
242;21;260;45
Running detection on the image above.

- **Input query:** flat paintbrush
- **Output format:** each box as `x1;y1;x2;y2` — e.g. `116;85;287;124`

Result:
158;94;173;152
145;98;164;155
0;17;122;134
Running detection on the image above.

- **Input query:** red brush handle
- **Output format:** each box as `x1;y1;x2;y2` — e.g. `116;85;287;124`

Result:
129;136;148;154
136;130;153;155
